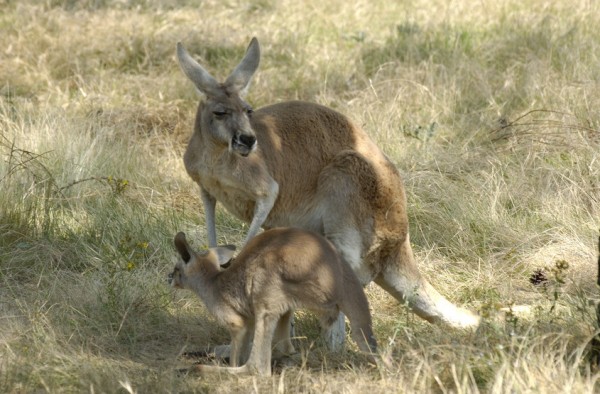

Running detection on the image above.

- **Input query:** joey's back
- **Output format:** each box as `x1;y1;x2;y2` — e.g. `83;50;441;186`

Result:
222;227;346;303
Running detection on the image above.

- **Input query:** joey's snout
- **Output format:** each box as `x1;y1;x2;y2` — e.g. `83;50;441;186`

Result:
231;132;257;157
168;268;182;288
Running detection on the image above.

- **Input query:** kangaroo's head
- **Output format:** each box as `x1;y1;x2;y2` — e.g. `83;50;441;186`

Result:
176;38;260;157
169;232;236;289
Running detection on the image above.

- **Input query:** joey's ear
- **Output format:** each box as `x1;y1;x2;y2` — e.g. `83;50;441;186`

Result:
174;232;192;263
176;42;220;96
212;245;236;266
224;37;260;96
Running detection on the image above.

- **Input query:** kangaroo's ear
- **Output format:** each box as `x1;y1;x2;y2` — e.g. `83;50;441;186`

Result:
225;37;260;96
174;232;192;263
212;245;236;266
176;42;220;96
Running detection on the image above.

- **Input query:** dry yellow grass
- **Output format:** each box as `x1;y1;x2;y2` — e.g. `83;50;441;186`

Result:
1;0;599;392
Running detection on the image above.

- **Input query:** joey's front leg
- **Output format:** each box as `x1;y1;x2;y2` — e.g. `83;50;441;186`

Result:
229;324;248;367
273;310;296;356
244;181;278;245
200;188;218;247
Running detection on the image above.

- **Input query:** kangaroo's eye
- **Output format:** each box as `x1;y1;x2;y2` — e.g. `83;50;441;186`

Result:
246;108;253;115
213;111;227;118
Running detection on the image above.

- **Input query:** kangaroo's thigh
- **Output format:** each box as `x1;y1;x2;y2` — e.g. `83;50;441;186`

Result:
316;152;375;285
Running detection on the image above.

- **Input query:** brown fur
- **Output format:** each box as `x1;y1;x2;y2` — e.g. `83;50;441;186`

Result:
169;228;378;376
176;38;479;341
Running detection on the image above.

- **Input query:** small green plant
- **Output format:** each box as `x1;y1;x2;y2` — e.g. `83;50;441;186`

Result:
105;176;130;195
503;302;519;335
529;259;570;317
95;233;157;342
549;259;569;314
59;175;130;195
400;122;437;142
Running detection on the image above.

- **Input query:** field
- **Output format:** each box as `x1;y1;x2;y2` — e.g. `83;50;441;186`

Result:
1;0;599;392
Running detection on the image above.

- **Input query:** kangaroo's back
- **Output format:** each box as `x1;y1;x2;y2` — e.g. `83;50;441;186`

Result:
250;102;365;208
250;101;403;232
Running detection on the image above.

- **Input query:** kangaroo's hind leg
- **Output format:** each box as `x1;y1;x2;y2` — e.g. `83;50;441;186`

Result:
373;236;480;328
315;152;376;351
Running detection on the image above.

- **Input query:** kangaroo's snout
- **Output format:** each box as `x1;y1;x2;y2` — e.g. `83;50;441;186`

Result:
232;132;257;157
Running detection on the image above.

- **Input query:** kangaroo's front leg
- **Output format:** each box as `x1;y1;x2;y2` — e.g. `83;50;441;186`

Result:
200;188;218;247
244;181;278;245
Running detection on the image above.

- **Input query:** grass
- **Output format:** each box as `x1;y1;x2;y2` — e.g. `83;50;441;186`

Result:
1;0;599;392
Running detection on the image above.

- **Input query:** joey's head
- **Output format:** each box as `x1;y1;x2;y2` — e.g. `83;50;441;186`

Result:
168;232;236;289
177;38;260;157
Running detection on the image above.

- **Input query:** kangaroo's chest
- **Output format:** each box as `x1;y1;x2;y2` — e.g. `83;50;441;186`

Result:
199;174;257;223
198;170;324;232
185;145;262;223
186;136;327;231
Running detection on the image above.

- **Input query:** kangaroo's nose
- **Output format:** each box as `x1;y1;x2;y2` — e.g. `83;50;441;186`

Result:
231;133;257;157
238;134;256;148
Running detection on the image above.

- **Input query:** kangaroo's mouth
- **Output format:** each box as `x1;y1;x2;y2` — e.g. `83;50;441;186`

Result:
231;134;257;157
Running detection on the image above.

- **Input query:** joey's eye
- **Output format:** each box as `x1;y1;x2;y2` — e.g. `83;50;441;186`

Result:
213;111;227;118
246;108;253;115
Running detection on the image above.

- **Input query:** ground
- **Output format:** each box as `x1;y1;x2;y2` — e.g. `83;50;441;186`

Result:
0;0;599;392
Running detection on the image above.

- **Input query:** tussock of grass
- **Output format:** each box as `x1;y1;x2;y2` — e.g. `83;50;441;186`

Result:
1;0;599;392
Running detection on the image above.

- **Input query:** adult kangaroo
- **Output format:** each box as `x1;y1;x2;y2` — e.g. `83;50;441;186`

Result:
176;37;479;347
